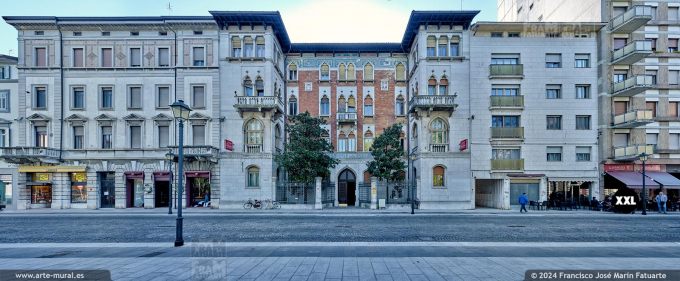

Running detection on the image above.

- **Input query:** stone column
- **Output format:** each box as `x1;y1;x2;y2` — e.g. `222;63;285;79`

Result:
370;176;377;210
16;175;28;210
334;181;339;207
86;170;98;209
539;177;548;202
315;177;322;210
51;172;69;209
144;168;154;209
114;169;126;209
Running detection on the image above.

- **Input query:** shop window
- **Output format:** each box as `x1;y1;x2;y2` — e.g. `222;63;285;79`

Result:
433;166;445;187
70;173;87;203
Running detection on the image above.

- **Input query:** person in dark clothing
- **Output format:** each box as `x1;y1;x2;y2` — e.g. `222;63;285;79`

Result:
590;197;599;211
519;193;529;213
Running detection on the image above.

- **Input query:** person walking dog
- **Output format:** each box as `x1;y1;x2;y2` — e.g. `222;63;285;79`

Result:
519;193;529;213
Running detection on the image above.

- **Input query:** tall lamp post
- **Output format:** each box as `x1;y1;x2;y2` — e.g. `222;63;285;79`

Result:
165;151;174;215
639;152;648;215
170;99;192;247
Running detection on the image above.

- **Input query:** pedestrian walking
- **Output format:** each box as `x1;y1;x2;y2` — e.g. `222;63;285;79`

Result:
519;193;529;213
656;191;668;214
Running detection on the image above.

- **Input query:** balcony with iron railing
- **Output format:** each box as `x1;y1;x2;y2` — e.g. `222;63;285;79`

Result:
613;144;654;161
610;5;653;33
611;110;654;128
490;127;524;140
612;40;652;65
491;159;524;171
233;96;284;115
0;146;60;164
408;95;457;113
489;64;524;79
611;75;655;97
489;96;524;109
336;112;357;124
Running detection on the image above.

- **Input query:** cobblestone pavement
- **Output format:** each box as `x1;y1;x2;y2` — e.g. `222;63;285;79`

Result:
1;212;679;243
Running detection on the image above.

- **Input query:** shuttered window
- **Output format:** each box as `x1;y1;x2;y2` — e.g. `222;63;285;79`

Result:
158;48;170;67
192;125;205;146
426;36;436;56
101;48;112;67
73;48;83;67
130;126;141;149
232;36;242;57
192;85;205;108
35;47;47;67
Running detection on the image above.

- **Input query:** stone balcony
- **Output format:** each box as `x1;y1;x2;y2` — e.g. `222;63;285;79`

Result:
612;40;652;65
0;147;60;164
609;5;653;33
233;96;284;116
408;95;457;115
336;112;357;124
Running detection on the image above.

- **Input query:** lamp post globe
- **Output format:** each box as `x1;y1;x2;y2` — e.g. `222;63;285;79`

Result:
169;99;192;247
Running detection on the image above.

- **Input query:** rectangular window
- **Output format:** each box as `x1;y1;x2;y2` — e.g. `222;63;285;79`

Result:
363;137;373;152
73;126;84;149
647;101;658;117
614;101;628;115
492;148;521;160
491;32;503;38
101;86;113;109
0;90;9;112
34;86;47;109
129;126;141;149
192;85;205;108
576;85;591;99
130;31;139;36
545;32;561;38
670;102;679;117
670;7;679;21
545;53;561;68
651;38;657;51
101;31;110;36
35;126;48;147
101;126;112;149
128;86;142;109
575;54;590;68
491;115;520;128
670;70;679;85
35;47;47;67
647;133;658;147
576;146;591;161
491;56;519;65
72;48;84;67
381;80;389;91
192;125;205;145
426;36;436;56
0;65;9;79
546;115;562;130
546;146;562;162
157;86;170;108
130;48;141;67
670;134;680;150
576;115;591;130
72;87;85;109
101;48;112;67
288;99;298;115
450;41;459;56
158;48;170;67
288;68;297;80
613;38;627;50
613;70;628;83
546;84;561;99
192;46;205;66
364;103;373;116
0;129;7;147
158;125;169;148
646;70;658;84
669;39;679;53
508;32;520;38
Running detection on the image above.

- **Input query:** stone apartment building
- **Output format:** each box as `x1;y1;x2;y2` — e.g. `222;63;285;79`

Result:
499;0;680;203
1;10;604;210
0;54;18;209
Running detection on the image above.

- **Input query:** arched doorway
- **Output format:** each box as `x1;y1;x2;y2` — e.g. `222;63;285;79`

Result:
338;169;356;206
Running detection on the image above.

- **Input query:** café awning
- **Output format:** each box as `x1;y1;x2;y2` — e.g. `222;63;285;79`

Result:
643;172;680;189
606;171;660;189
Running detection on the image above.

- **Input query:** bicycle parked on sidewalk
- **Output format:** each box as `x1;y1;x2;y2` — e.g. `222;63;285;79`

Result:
243;198;262;209
262;199;281;209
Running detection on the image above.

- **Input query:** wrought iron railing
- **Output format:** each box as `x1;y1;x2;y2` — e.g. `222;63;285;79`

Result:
234;96;284;111
322;181;335;204
276;183;315;204
336;112;357;122
408;95;457;110
0;146;60;158
358;182;371;204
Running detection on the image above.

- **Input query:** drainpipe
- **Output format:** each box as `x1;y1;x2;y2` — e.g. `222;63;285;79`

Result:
57;19;65;162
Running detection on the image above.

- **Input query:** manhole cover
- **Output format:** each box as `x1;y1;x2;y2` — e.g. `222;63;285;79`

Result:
507;225;526;228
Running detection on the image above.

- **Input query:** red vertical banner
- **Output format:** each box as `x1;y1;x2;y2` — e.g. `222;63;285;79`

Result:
459;139;468;151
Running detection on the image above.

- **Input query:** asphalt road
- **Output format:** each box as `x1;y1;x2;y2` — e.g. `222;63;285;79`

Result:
2;213;679;243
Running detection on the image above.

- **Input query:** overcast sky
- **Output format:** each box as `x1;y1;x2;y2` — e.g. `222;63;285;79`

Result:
0;0;497;56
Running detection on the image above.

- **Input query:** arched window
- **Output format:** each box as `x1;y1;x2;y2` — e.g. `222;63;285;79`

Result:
428;76;437;95
338;132;347;152
364;63;374;81
338;95;347;113
363;95;373;116
320;63;330;80
247;166;260;187
274;124;282;152
430;118;448;147
255;36;265;57
255;77;264;96
363;130;374;151
244;76;253;96
433;165;445;187
348;131;356;152
395;95;405;116
347;95;356;113
288;63;297;80
245;119;263;153
426;35;436;56
347;63;356;80
288;95;298;115
395;63;406;81
320;95;330;116
231;36;242;57
338;63;346;80
450;36;460;56
243;36;254;57
439;76;449;95
412;123;419;146
400;131;406;150
438;35;448;56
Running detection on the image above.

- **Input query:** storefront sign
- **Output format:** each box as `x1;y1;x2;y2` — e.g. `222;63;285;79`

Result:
459;139;468;151
604;164;662;172
71;173;87;183
33;173;51;182
19;165;87;173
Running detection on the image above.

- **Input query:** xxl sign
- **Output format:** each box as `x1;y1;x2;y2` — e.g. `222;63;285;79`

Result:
612;188;639;214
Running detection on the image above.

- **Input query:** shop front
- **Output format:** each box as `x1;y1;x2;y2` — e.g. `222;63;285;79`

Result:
70;172;88;208
0;175;12;209
125;172;145;208
186;171;210;207
18;165;88;209
28;172;52;208
547;178;597;207
153;172;171;208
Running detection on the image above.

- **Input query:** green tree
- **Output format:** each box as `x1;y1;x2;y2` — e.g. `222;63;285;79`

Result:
275;112;339;184
366;124;406;184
